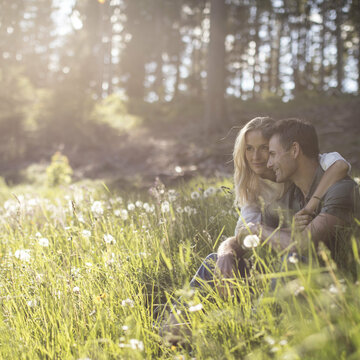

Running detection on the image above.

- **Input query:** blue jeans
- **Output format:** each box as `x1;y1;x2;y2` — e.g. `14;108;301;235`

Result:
189;253;218;288
190;252;306;290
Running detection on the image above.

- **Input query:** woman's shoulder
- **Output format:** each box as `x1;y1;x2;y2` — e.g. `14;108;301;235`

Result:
258;178;285;202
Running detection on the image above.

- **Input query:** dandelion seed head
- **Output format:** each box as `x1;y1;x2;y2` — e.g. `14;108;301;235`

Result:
129;339;144;351
288;254;298;264
243;234;260;248
127;203;135;211
91;201;104;216
294;285;305;296
161;201;170;213
27;299;37;307
73;286;80;294
265;336;275;345
176;207;183;214
82;230;91;238
204;187;216;198
103;233;116;244
38;237;49;247
121;298;135;307
190;191;200;200
120;209;129;220
188;303;203;312
14;249;31;262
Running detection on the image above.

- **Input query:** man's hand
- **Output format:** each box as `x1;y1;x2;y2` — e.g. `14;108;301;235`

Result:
294;208;314;232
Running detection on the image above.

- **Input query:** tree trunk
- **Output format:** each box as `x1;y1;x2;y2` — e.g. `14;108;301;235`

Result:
335;0;344;93
319;4;327;92
274;18;283;95
204;0;227;132
252;4;259;98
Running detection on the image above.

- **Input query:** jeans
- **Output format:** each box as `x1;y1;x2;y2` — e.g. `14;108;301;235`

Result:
189;253;218;288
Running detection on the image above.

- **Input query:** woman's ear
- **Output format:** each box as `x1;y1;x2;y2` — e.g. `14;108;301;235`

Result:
291;142;300;159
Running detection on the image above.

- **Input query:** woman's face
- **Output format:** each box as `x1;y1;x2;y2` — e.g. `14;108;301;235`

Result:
245;130;273;179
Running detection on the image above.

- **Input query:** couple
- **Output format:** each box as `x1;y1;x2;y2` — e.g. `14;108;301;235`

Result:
191;117;359;290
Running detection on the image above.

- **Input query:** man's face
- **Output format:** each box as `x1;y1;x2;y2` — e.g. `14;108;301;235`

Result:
267;134;297;183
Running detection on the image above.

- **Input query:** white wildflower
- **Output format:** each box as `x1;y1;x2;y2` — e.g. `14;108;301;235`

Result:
114;209;121;217
82;229;91;238
184;206;191;214
135;200;143;208
176;207;183;214
161;201;170;213
35;232;42;238
77;213;85;223
279;339;288;346
121;298;135;307
27;299;37;307
204;187;216;198
188;303;203;312
190;191;200;200
38;237;49;247
265;336;276;345
71;267;80;276
14;249;31;262
288;254;298;264
85;262;93;267
103;233;116;244
168;189;177;202
127;203;135;211
294;285;305;296
122;325;129;331
243;234;260;248
91;201;103;216
120;209;129;220
73;286;80;294
129;339;144;351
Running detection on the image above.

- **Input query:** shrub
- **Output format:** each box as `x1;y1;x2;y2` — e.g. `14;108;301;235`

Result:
46;151;73;187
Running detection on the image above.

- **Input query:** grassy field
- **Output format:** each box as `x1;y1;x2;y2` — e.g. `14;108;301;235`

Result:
0;177;360;359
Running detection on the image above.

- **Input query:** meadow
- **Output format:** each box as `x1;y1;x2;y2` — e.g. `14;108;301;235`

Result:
1;174;360;360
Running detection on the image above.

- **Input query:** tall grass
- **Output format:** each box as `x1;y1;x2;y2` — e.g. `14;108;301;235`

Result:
0;178;359;359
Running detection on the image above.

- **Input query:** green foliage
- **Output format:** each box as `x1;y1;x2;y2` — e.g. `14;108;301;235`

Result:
0;178;359;359
91;93;142;131
46;152;73;187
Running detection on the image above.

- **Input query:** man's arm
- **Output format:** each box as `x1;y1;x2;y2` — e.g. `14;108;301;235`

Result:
252;212;346;252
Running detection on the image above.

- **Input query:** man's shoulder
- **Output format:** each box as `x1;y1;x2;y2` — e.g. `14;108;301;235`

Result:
321;177;359;223
324;177;358;200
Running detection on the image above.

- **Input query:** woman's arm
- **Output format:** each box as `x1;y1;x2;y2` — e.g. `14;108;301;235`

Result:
295;158;350;230
306;159;349;213
235;204;261;235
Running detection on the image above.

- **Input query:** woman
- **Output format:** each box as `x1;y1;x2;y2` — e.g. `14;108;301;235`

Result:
233;117;350;233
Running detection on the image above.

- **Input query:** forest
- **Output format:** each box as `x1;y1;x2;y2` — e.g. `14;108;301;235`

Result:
1;0;359;183
0;1;360;359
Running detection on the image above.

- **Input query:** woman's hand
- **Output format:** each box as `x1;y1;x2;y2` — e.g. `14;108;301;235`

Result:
294;208;314;232
215;252;236;298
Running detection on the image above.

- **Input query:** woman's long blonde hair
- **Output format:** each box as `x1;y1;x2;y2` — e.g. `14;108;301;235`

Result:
233;117;275;206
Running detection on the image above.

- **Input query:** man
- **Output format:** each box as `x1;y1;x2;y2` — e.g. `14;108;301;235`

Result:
215;118;359;286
